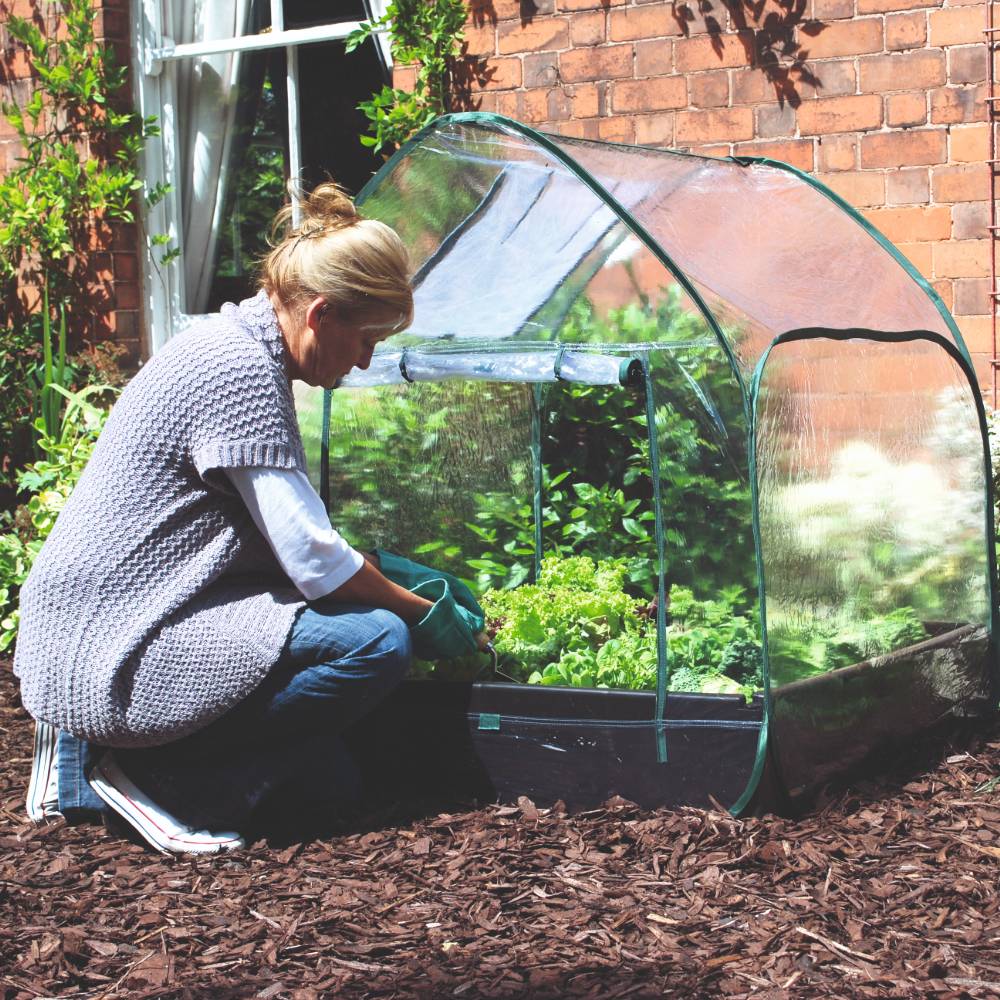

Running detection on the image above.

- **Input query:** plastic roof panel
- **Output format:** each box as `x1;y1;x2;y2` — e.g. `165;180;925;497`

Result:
358;114;966;371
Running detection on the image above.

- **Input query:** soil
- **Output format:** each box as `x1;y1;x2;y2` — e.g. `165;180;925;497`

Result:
3;659;1000;999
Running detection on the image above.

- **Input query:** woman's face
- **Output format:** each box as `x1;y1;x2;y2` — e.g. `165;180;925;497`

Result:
277;295;400;388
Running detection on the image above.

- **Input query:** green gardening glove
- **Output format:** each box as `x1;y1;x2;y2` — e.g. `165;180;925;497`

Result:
374;549;484;621
409;578;485;661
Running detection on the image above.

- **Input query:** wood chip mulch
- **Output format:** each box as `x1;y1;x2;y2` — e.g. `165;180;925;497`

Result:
3;661;1000;999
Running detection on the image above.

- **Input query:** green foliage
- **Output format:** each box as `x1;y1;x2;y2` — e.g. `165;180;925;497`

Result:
0;0;164;493
435;555;763;698
768;606;929;685
347;0;468;153
0;0;172;292
0;384;114;651
466;293;755;599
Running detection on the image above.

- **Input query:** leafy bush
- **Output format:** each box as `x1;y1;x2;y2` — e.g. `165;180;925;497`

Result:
0;385;113;651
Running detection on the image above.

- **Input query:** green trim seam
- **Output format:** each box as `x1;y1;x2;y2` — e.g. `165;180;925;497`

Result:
731;157;972;369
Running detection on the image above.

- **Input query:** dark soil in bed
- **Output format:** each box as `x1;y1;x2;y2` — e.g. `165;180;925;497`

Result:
2;660;1000;999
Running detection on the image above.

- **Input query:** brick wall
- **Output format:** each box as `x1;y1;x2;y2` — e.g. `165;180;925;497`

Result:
407;0;996;391
0;0;142;364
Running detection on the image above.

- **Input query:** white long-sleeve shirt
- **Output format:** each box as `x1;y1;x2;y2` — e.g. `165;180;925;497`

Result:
225;466;365;600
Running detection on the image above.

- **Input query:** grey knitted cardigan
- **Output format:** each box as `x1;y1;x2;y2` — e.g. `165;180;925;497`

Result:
14;291;308;747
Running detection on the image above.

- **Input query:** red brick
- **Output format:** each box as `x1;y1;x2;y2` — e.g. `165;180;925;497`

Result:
612;76;687;112
796;18;883;60
798;94;883;135
636;38;673;76
948;45;987;85
950;122;989;162
815;170;886;207
885;11;927;50
928;6;985;47
956;323;991;364
756;102;797;138
860;129;947;168
886;166;930;204
896;241;933;275
674;32;753;72
635;112;675;146
952;201;990;239
558;0;624;11
933;239;990;278
524;52;559;87
689;70;730;108
598;115;636;142
559;44;633;82
113;283;139;311
732;68;772;105
733;138;816;171
932;163;990;202
570;12;606;46
857;0;937;13
498;18;570;54
885;92;928;128
818;134;858;171
473;92;498;112
859;51;945;94
811;0;855;19
862;205;952;242
570;83;600;117
463;24;497;56
552;118;601;139
675;107;753;143
670;0;726;34
932;279;954;311
608;4;680;42
930;84;987;124
113;253;138;281
479;57;522;90
800;59;857;98
954;277;991;315
393;64;417;91
686;143;732;157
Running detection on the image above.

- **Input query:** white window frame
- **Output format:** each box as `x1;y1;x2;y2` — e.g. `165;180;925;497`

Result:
129;0;390;354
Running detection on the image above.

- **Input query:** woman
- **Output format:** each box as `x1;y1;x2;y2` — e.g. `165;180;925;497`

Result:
15;183;484;854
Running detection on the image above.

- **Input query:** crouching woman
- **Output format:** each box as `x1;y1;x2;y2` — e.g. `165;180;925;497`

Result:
14;183;483;854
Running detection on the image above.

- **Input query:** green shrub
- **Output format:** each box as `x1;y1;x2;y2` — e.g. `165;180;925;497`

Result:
0;385;113;651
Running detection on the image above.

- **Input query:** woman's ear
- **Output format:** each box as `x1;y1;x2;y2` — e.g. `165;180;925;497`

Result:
304;296;329;333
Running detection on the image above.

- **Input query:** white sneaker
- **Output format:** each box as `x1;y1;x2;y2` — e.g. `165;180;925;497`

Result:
26;720;62;823
88;753;245;856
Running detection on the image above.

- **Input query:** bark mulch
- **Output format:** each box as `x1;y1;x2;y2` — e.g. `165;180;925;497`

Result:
3;662;1000;999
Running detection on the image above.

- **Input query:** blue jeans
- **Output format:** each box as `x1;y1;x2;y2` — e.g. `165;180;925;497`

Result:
58;601;412;829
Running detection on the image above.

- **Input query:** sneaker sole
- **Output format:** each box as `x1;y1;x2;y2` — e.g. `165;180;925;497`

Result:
26;721;58;824
88;755;245;856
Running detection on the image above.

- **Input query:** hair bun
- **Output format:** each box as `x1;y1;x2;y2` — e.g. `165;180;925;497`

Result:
300;180;359;231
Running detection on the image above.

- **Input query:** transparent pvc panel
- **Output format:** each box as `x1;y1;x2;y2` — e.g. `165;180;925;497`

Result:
755;335;993;798
359;121;693;349
544;131;958;373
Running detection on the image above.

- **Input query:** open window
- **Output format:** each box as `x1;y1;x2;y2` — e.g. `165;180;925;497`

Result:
130;0;390;349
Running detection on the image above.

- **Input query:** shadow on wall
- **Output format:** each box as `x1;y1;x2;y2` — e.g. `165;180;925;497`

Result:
465;0;841;111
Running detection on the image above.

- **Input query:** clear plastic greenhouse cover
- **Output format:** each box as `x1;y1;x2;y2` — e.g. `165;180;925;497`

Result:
299;114;998;814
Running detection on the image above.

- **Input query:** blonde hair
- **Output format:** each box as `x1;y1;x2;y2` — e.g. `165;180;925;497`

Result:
261;181;413;331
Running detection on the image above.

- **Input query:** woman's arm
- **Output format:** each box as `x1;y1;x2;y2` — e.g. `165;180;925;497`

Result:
226;466;432;624
327;558;432;625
